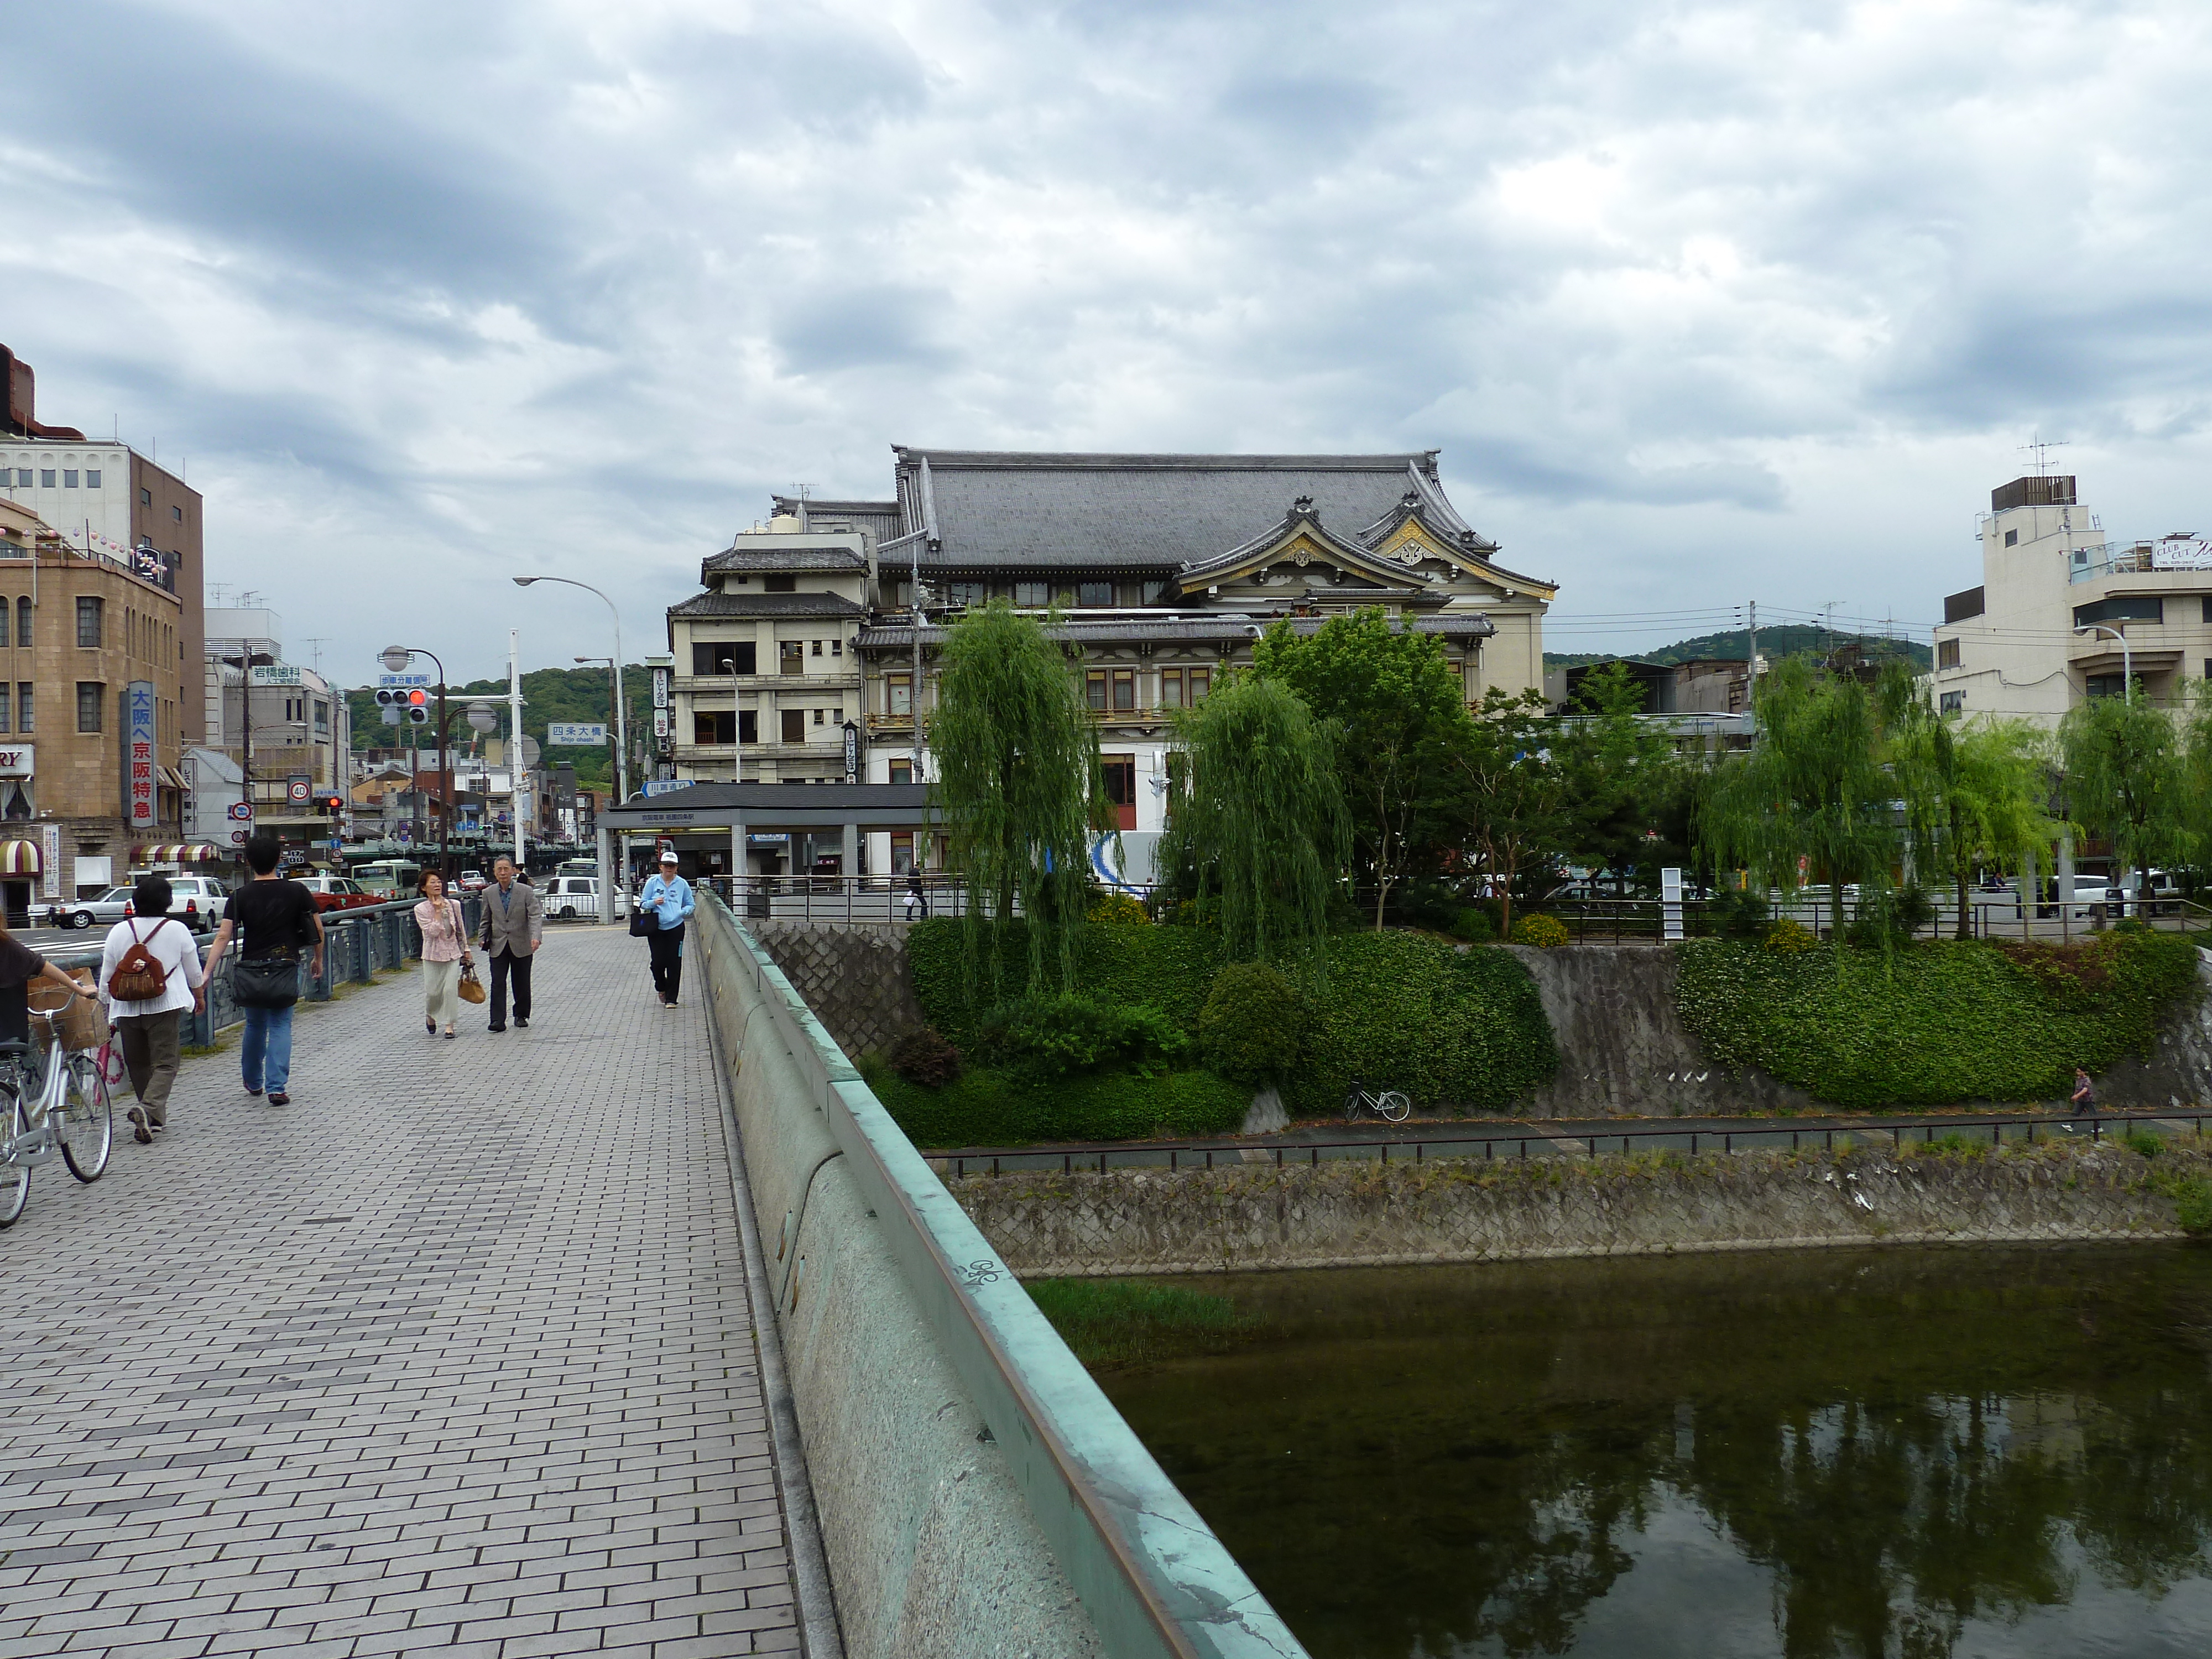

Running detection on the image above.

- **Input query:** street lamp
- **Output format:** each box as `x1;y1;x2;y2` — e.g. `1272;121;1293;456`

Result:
2072;623;2132;704
382;644;454;879
514;577;628;804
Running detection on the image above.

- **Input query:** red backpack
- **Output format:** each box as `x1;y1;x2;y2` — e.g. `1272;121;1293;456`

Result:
109;920;173;1001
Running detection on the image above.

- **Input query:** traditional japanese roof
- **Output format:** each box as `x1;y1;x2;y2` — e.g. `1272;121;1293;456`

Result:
703;545;868;575
768;497;902;546
888;448;1489;573
854;611;1496;651
669;592;867;619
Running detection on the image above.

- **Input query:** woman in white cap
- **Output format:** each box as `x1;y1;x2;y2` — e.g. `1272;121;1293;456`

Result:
637;849;695;1007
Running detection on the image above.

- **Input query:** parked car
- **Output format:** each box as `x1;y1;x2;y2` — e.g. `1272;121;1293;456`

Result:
293;874;381;912
543;877;628;920
158;875;231;932
58;886;137;930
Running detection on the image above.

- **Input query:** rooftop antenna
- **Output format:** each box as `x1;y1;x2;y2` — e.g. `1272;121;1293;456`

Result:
2020;432;2069;476
208;582;231;608
301;637;327;672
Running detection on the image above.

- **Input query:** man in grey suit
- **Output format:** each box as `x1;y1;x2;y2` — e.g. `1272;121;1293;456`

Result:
479;855;544;1032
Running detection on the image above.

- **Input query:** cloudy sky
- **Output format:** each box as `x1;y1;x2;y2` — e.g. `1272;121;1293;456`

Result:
7;0;2211;679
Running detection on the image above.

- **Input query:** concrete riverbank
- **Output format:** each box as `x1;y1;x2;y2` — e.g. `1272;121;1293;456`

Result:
954;1140;2210;1277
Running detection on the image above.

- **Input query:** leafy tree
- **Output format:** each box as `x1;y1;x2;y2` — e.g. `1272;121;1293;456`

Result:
2059;691;2192;901
1452;687;1571;940
929;602;1103;997
1553;662;1685;890
1699;657;1892;941
1886;683;2056;938
1155;673;1347;963
1253;609;1469;930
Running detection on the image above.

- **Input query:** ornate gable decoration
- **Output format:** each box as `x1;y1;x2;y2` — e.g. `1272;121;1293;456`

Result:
1170;498;1452;597
1356;489;1558;602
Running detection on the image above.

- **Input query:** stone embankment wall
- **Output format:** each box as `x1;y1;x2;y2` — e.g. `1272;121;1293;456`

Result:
752;921;924;1059
954;1142;2205;1278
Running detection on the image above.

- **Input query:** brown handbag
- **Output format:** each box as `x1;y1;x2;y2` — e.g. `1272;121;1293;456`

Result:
457;966;487;1005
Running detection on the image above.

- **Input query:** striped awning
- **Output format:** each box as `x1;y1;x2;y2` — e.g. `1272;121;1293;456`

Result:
134;843;222;864
0;840;39;875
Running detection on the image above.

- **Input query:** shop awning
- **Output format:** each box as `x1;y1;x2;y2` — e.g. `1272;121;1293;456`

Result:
0;840;40;875
134;843;223;864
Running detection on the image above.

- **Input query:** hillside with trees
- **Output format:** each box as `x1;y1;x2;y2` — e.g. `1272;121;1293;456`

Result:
342;665;655;794
1547;624;1930;673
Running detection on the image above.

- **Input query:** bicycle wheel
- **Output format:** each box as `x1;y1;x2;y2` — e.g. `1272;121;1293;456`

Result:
58;1053;113;1182
0;1097;29;1228
1376;1091;1411;1123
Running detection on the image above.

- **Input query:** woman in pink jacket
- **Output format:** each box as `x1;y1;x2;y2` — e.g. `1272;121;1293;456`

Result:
413;872;473;1039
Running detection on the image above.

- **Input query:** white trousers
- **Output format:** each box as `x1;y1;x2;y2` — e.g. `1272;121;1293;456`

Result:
422;958;462;1029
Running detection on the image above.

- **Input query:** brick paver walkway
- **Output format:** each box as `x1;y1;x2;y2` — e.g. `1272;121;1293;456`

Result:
0;926;799;1658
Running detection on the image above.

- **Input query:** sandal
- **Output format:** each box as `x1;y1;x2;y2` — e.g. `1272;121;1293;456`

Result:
426;1019;437;1036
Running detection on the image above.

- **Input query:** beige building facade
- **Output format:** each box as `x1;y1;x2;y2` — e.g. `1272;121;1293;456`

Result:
1932;473;2212;725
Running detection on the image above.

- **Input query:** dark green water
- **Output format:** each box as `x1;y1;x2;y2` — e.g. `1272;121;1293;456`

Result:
1094;1247;2212;1659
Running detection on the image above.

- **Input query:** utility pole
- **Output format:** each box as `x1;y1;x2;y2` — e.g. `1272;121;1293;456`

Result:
509;630;526;870
1745;600;1758;711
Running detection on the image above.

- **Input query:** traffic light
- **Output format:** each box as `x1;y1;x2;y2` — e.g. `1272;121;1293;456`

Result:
406;688;430;725
316;792;344;816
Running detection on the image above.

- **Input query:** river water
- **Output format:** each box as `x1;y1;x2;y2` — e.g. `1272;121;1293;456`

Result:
1094;1246;2212;1658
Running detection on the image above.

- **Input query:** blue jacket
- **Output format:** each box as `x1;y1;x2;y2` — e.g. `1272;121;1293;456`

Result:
639;873;695;931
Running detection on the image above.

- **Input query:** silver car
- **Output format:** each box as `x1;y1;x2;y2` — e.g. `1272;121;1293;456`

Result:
60;886;137;930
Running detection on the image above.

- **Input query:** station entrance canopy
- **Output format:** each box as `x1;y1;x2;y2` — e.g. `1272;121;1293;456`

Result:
601;781;941;877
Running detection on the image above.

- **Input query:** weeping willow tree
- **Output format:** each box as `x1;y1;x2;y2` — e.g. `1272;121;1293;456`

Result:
929;601;1103;997
1156;673;1347;963
1699;656;1893;942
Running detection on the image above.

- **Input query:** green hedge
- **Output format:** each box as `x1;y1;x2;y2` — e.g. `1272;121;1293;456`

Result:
1674;932;2203;1108
864;1062;1249;1147
905;918;1560;1119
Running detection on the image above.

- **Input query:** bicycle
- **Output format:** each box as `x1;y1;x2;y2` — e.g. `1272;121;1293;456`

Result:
1344;1078;1411;1124
0;994;116;1228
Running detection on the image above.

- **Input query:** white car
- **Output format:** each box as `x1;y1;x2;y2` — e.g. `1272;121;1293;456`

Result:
59;887;137;930
542;877;628;920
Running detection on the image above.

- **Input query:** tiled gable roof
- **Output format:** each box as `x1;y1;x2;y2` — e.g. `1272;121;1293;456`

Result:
669;592;866;619
703;546;867;574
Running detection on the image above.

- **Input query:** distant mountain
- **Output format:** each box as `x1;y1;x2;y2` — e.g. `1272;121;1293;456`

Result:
1546;624;1931;673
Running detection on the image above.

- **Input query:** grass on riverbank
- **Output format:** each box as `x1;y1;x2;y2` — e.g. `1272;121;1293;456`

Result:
1026;1278;1266;1370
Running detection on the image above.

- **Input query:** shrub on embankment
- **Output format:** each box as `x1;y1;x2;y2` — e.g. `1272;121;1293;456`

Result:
861;1059;1249;1147
895;917;1560;1140
1675;931;2203;1109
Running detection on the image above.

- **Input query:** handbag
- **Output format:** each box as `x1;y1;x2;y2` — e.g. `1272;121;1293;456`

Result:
629;910;656;938
233;954;300;1010
458;964;487;1005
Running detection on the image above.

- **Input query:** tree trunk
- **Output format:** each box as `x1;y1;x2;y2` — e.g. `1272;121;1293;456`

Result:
1955;870;1971;940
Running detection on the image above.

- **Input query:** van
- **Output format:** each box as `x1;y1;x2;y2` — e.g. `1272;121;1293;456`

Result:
544;877;627;920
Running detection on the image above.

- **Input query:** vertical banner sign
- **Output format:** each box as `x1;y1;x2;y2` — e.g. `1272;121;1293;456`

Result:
651;666;672;758
40;823;59;900
1661;866;1684;942
125;680;158;834
842;720;859;784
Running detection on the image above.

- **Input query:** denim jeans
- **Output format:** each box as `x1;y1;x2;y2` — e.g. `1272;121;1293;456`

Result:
241;1003;295;1093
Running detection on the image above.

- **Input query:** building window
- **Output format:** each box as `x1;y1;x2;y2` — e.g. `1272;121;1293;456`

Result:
890;829;915;871
84;469;100;489
0;684;10;732
1112;668;1135;712
1014;581;1048;608
811;639;823;656
1188;666;1211;702
764;573;797;593
139;486;152;505
2085;673;2128;699
314;700;329;733
76;596;102;648
813;707;826;726
1102;754;1136;821
1939;690;1965;714
2004;529;2018;547
39;469;55;488
695;711;737;744
61;469;77;488
1937;638;1960;670
1160;669;1183;708
780;709;806;744
17;683;30;732
76;682;103;733
779;640;805;675
945;580;986;607
890;760;913;785
2203;598;2212;624
2074;596;2163;628
1086;670;1108;711
739;710;758;743
1141;581;1167;604
1076;581;1111;607
171;505;183;523
887;674;912;717
693;641;756;676
15;597;29;649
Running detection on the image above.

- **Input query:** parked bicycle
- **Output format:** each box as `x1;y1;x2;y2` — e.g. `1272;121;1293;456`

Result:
1344;1078;1411;1124
0;994;115;1228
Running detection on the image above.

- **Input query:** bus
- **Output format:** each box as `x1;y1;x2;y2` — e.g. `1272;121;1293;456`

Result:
353;859;423;899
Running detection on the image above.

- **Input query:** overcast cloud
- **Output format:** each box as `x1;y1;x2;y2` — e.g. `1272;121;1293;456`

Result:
6;0;2212;677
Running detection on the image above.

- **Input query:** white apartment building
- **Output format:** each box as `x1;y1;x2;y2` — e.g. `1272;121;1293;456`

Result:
1931;473;2211;725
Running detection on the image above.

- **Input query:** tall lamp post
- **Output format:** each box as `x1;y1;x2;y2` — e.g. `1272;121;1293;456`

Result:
380;644;453;880
514;577;627;805
2072;623;2132;703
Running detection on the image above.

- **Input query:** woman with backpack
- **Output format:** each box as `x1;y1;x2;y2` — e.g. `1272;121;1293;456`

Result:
99;874;207;1144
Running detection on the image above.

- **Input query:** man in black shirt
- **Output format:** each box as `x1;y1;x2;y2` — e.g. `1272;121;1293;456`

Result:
203;836;324;1105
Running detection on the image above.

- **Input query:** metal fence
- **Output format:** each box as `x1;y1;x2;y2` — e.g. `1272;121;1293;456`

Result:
702;874;976;927
1545;894;2212;945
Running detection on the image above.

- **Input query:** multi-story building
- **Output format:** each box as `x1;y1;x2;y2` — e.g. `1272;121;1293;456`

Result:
2;342;207;739
1931;473;2212;724
0;494;189;921
664;448;1556;879
200;608;351;868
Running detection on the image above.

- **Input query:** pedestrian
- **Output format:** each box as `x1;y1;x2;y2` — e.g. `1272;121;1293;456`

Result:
2071;1065;2098;1116
97;876;208;1144
414;871;473;1039
478;855;542;1032
0;921;100;1048
638;849;695;1008
904;868;928;921
204;834;324;1105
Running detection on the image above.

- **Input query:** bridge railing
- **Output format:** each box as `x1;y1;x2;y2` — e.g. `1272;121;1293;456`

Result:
693;890;1304;1659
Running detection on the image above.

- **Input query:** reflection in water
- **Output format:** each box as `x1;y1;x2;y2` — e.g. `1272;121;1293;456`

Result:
1092;1247;2212;1658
